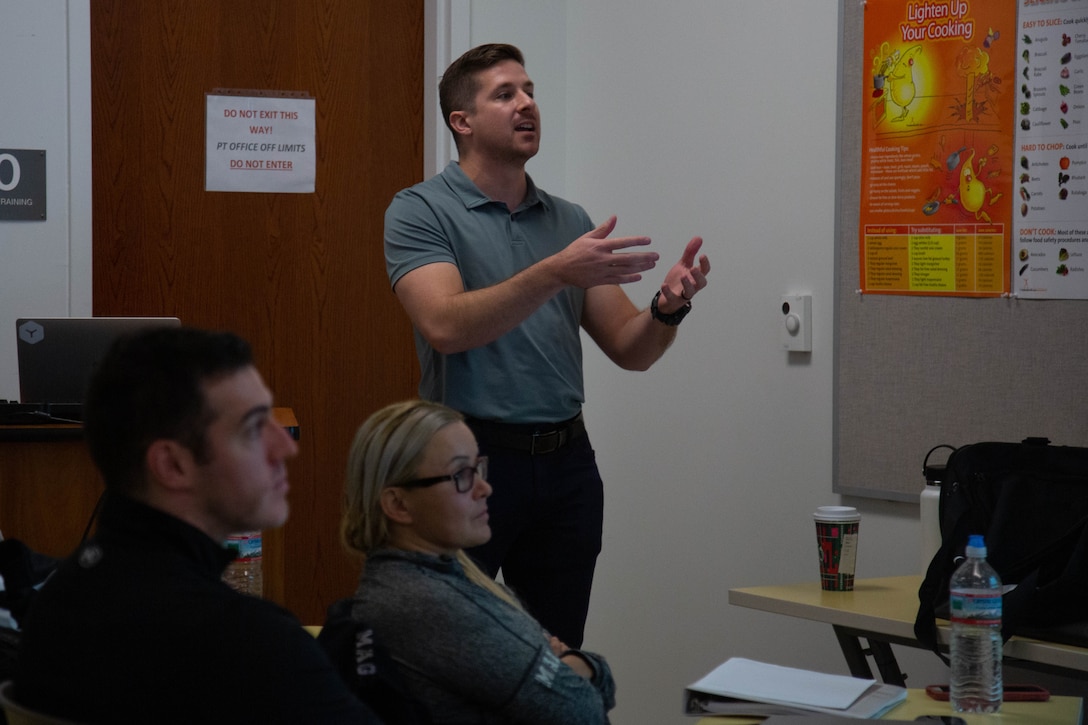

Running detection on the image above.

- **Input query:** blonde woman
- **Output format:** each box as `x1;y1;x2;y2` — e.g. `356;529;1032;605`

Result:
325;399;615;725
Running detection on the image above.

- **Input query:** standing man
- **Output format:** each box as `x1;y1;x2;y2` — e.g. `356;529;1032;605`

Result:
16;327;382;724
385;44;710;647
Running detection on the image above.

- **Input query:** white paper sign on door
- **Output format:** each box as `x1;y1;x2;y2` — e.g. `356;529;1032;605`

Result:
205;92;315;193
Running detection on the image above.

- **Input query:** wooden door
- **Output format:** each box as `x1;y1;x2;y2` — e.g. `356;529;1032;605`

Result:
90;0;422;623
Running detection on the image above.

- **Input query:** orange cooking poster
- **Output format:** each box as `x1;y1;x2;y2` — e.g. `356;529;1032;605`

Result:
860;0;1016;296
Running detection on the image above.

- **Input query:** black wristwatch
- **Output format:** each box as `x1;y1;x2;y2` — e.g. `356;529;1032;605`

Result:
650;291;692;326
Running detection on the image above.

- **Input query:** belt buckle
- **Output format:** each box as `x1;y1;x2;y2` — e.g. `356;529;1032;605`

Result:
530;428;564;455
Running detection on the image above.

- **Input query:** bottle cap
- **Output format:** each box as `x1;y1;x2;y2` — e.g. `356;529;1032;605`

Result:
966;534;987;557
923;444;955;485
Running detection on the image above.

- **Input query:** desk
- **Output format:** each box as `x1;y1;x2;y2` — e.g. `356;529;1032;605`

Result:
0;425;102;558
729;575;1088;687
694;687;1083;724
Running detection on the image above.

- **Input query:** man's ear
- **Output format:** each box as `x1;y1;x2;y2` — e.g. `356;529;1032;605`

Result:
448;110;472;138
145;439;194;492
379;488;414;525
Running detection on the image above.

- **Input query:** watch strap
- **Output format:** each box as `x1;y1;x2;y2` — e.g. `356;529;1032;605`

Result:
650;290;691;326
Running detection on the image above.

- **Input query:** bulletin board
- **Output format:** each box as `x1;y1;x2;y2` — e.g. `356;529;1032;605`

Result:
833;0;1088;502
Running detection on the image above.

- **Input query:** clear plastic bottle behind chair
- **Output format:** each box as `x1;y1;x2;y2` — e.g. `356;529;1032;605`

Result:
223;531;263;596
949;534;1002;713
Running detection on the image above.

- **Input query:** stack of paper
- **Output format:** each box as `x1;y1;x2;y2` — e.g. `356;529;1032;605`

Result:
683;657;907;719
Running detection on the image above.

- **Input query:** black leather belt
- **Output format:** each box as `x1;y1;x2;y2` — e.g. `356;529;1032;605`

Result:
465;413;585;455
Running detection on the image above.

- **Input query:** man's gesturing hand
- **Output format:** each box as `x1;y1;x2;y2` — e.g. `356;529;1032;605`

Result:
657;236;710;313
554;216;659;288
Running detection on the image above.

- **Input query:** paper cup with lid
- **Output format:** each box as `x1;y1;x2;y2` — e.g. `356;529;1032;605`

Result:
813;506;860;591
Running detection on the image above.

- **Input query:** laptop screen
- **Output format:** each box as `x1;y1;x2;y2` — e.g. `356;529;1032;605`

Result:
16;317;181;404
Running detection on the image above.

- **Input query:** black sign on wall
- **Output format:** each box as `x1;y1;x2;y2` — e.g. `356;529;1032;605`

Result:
0;149;46;221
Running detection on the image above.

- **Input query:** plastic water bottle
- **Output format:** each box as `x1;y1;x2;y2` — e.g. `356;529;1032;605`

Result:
949;534;1002;713
223;531;263;596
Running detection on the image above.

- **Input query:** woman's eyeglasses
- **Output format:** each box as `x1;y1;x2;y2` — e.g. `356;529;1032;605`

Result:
397;457;488;494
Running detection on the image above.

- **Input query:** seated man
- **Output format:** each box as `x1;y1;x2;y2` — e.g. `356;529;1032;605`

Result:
16;327;381;724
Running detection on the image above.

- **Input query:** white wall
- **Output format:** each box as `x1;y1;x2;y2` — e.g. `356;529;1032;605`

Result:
0;0;92;401
459;3;947;724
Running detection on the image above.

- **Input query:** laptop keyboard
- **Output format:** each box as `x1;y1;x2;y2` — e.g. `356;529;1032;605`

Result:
0;402;83;425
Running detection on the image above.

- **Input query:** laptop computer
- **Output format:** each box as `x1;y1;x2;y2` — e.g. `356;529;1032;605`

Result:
15;317;181;405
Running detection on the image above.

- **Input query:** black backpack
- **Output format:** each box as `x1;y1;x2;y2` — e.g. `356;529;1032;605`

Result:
0;539;60;682
914;438;1088;661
